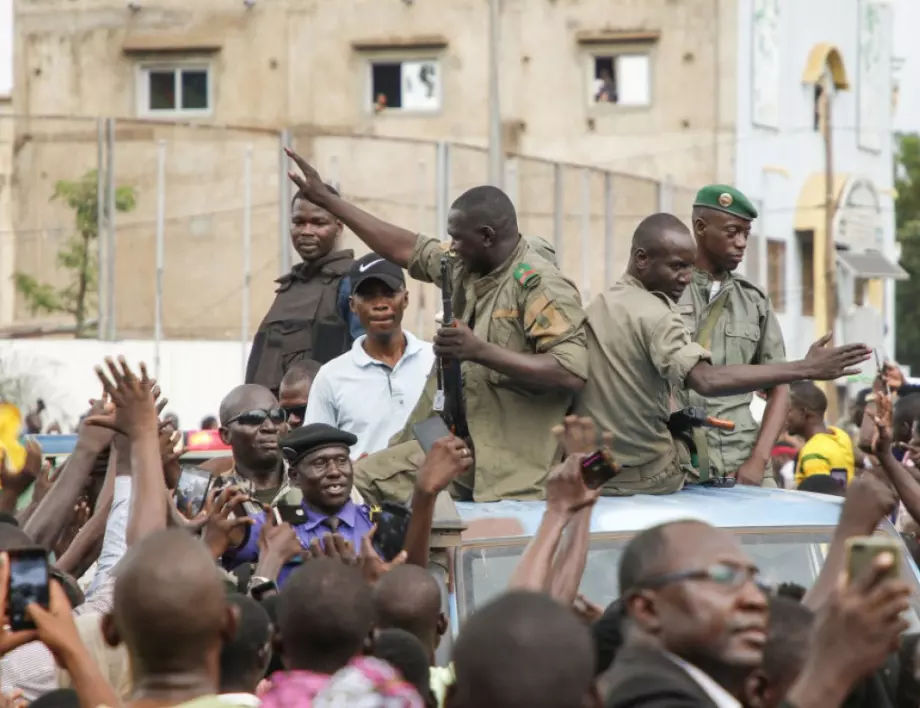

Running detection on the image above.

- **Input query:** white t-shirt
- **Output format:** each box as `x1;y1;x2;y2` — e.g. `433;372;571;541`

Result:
305;332;435;458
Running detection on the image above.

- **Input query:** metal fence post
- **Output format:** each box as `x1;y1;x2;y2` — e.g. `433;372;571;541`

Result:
504;159;519;206
154;140;166;379
96;118;106;340
553;162;563;266
416;159;427;334
329;154;340;193
580;168;591;303
242;145;253;381
279;129;293;275
435;141;451;240
604;172;614;290
105;118;116;341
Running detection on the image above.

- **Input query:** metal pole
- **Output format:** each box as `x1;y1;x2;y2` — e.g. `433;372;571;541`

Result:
487;0;503;188
416;159;426;334
436;142;449;240
580;168;591;303
96;118;106;339
329;154;340;194
105;118;116;341
242;145;253;380
154;140;166;380
279;129;293;275
603;172;614;290
822;82;839;416
553;162;563;266
504;159;519;208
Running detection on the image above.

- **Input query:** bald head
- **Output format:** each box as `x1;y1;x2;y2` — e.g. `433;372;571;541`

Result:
112;530;228;677
450;186;518;240
449;591;594;708
374;565;443;651
631;213;693;256
219;384;277;425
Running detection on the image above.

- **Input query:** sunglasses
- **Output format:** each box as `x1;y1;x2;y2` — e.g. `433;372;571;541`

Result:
225;408;288;427
283;404;307;421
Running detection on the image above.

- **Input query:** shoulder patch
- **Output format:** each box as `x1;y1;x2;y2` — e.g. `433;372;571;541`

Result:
734;275;769;301
514;263;540;288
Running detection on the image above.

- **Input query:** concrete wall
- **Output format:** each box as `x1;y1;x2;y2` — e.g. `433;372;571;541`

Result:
733;0;896;360
0;96;11;327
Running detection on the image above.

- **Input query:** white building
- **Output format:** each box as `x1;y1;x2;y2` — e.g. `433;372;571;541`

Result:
731;0;904;394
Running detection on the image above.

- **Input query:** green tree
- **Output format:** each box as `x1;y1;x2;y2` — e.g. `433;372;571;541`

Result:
894;134;920;373
13;170;136;338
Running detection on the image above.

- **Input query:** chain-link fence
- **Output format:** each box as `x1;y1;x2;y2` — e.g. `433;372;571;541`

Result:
1;115;693;342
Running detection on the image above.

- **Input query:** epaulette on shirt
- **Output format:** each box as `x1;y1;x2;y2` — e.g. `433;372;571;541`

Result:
513;263;540;289
733;275;771;303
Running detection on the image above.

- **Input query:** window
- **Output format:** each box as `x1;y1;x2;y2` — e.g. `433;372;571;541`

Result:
797;230;815;316
767;240;786;313
138;64;211;117
589;53;651;107
369;59;441;113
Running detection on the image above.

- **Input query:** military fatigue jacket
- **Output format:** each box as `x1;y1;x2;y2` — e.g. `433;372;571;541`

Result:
675;268;787;477
573;274;710;492
390;234;589;501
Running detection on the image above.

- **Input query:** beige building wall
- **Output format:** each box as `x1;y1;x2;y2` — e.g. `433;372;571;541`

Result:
11;0;737;339
0;95;12;327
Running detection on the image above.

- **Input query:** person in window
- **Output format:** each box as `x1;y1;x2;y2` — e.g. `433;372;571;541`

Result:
786;381;855;488
594;68;616;103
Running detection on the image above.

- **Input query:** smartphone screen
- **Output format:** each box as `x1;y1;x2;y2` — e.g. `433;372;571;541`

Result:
175;466;213;517
7;548;50;631
581;449;619;489
372;502;412;562
846;536;901;585
412;416;452;454
829;469;849;491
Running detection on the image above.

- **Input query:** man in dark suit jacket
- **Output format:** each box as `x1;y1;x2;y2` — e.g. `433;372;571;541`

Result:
602;519;768;708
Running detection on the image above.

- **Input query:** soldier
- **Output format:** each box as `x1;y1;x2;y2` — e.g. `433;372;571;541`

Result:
573;213;871;495
284;148;588;503
245;184;364;394
676;185;787;486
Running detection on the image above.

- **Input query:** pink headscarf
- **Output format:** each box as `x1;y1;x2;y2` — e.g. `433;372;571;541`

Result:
260;657;423;708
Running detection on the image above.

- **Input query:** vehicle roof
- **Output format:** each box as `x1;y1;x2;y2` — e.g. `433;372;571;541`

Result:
32;434;231;460
455;486;842;538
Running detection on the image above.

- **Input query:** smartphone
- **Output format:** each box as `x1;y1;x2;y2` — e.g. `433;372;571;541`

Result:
581;449;620;489
175;466;213;517
413;416;452;454
829;469;849;491
372;502;412;562
846;536;902;585
7;547;50;631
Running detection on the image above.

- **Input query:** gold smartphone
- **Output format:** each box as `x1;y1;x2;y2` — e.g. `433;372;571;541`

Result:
846;536;902;585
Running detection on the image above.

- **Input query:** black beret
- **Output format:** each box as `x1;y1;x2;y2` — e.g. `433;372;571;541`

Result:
281;423;357;462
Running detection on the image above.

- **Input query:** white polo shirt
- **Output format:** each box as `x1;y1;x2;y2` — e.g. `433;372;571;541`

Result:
304;331;435;458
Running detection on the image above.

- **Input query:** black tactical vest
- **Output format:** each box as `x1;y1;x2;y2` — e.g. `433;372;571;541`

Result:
245;250;354;392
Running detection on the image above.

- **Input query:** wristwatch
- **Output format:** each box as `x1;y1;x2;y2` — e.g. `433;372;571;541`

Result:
247;576;278;601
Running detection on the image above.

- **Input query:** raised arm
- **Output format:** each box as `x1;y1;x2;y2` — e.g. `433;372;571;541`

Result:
285;148;417;267
686;333;870;398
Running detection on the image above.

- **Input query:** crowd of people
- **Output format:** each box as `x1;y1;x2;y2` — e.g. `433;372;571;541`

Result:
0;146;918;707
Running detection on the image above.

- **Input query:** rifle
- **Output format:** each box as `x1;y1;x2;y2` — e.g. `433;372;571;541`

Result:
434;256;471;440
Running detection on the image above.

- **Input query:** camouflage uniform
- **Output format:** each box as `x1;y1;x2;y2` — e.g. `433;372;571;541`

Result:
354;234;589;503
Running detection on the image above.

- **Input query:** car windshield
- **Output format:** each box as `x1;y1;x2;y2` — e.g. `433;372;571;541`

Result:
457;526;920;627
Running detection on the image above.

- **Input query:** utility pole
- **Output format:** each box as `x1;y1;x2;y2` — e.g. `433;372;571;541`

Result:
819;75;840;417
487;0;503;188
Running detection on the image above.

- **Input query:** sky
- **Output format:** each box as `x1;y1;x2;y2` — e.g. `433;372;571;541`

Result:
0;0;11;96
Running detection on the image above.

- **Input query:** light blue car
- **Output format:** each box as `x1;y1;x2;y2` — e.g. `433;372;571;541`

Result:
428;485;920;664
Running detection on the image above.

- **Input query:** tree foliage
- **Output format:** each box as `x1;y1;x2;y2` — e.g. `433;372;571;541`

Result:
13;170;136;337
894;134;920;373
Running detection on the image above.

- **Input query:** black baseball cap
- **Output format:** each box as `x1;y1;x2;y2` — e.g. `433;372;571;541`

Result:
350;253;406;294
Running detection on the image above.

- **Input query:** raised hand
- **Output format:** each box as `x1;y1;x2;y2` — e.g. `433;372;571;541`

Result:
358;526;407;585
0;438;43;500
552;415;613;457
416;435;473;496
284;147;334;204
546;454;602;516
258;509;303;566
201;485;254;558
85;358;159;438
804;333;872;381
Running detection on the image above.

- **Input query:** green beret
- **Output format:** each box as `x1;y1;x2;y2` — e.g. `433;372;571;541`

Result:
281;423;357;463
693;184;758;221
